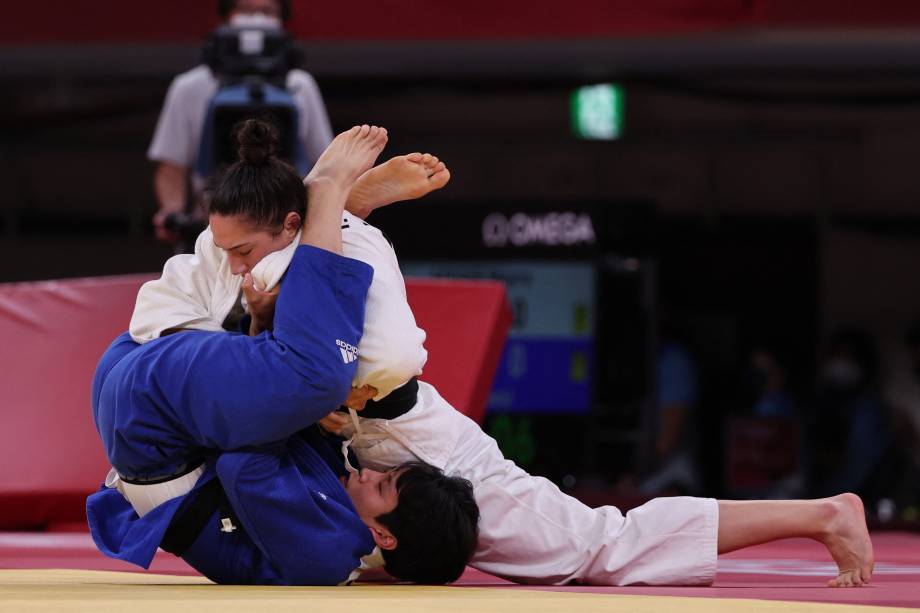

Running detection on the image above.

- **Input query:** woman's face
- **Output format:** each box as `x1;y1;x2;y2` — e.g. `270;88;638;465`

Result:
209;213;299;276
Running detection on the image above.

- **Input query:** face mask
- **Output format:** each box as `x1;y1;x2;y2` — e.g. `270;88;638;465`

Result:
229;13;282;30
822;358;863;389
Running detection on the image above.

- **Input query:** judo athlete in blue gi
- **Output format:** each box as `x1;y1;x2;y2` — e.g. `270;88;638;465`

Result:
86;124;480;586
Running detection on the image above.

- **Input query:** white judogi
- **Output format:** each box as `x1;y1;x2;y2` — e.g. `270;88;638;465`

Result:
130;216;718;586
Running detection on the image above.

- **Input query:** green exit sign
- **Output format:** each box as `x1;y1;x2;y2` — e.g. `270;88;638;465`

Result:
571;83;624;140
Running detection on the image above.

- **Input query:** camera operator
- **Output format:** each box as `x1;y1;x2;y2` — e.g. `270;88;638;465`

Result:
148;0;332;246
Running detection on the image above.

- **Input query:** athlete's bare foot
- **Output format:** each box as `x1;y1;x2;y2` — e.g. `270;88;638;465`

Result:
299;126;387;252
306;125;389;191
346;152;451;219
821;493;874;587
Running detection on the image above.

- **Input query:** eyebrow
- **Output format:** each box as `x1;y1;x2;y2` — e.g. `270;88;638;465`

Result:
213;240;251;252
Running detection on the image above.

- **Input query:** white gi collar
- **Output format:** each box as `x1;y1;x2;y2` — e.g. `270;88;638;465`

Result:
342;546;385;585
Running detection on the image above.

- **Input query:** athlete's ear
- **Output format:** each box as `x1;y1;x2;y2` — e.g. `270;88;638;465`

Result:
282;211;302;236
370;526;397;551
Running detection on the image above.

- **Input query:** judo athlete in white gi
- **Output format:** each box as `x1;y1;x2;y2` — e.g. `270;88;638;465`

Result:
88;125;479;585
131;121;875;588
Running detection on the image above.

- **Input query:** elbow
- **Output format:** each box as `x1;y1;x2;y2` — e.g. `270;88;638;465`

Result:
386;342;426;383
365;329;426;383
389;353;424;386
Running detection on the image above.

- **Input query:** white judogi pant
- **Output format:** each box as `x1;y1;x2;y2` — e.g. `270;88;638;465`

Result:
345;381;719;586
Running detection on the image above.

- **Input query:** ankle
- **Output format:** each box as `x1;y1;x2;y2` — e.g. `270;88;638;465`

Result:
814;498;840;542
345;175;378;218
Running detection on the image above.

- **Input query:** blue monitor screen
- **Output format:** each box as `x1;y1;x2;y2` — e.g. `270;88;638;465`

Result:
402;260;594;414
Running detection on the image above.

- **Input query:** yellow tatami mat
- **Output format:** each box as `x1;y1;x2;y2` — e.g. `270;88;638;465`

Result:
0;570;915;613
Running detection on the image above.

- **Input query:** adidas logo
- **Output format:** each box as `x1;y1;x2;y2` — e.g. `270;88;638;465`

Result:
336;339;358;364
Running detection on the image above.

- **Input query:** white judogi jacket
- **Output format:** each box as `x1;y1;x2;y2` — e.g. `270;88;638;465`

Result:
130;214;426;401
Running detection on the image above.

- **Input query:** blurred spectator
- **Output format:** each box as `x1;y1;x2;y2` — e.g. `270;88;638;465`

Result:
639;326;702;495
148;0;332;243
811;328;893;502
745;344;797;418
724;343;803;499
891;323;920;461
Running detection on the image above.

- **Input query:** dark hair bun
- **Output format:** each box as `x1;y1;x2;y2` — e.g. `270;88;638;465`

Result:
236;119;278;166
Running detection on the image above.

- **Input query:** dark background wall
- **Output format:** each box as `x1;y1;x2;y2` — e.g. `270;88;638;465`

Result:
9;1;920;44
4;69;920;275
4;2;920;500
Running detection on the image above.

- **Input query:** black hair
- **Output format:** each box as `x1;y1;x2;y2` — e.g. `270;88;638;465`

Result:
377;462;479;584
218;0;291;21
207;118;306;229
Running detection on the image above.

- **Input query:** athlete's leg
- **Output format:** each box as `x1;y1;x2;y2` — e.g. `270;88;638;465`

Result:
347;384;874;587
300;124;389;253
345;152;450;219
460;430;718;585
718;494;874;587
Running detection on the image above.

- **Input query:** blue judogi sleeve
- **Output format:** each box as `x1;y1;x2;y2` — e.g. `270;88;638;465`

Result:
177;245;374;450
95;245;374;474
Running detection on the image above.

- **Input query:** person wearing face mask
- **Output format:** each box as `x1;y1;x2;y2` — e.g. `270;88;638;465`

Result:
812;329;893;503
149;0;333;244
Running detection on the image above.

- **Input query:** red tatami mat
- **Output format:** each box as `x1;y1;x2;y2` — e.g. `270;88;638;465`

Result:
457;532;920;609
0;532;196;576
2;531;918;608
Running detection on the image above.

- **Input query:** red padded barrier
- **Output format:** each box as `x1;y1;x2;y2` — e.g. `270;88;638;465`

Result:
0;274;155;529
406;278;512;424
0;273;510;529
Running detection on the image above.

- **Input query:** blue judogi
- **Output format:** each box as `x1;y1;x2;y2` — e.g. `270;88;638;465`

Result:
87;245;377;584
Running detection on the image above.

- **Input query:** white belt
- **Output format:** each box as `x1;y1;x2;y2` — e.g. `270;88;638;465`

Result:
105;464;206;518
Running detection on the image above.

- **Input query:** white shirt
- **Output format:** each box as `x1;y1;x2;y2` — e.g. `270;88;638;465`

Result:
130;215;427;401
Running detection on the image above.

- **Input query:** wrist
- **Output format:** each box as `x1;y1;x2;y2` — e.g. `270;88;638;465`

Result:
309;172;357;194
249;316;271;336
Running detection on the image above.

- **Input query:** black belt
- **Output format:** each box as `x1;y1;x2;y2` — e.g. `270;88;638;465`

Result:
350;377;418;420
161;477;237;556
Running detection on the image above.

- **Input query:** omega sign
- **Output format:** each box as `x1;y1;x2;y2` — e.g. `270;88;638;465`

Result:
482;212;596;248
